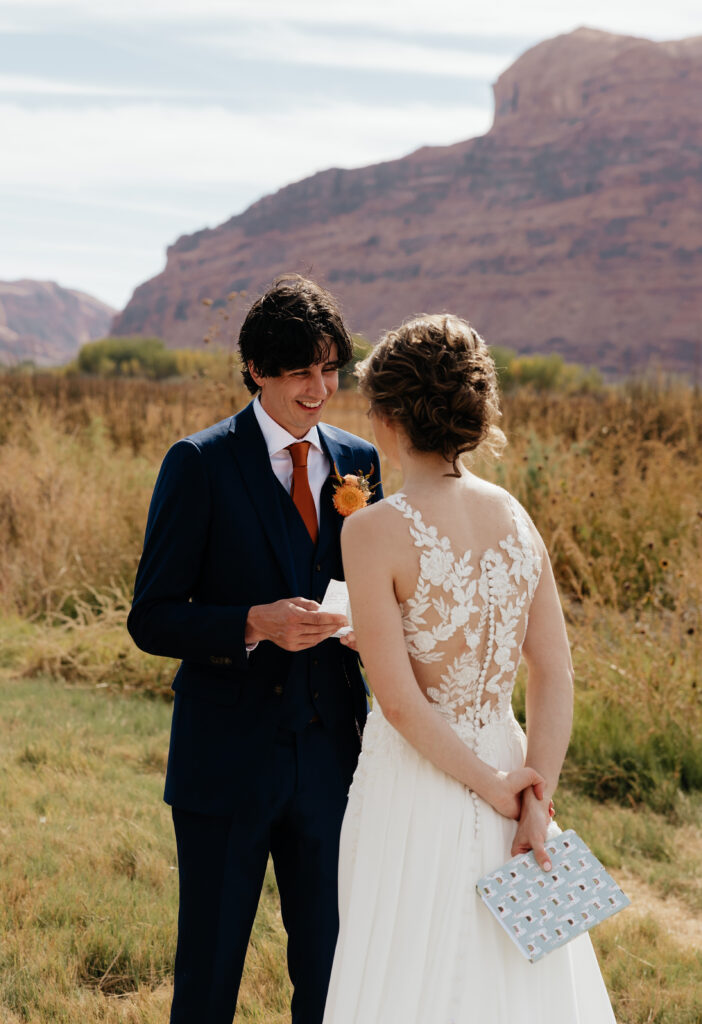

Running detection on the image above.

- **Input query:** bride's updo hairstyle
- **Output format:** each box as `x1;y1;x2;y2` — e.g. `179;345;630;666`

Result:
356;314;505;476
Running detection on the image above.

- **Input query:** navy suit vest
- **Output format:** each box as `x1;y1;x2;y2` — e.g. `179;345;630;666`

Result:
275;480;319;728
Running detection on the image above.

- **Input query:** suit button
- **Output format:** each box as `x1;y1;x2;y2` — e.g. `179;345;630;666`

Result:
316;564;321;572
316;595;322;602
313;691;320;699
313;659;319;667
274;685;283;696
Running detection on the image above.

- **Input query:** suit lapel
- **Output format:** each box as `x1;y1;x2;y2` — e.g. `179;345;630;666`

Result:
226;402;298;594
317;425;354;563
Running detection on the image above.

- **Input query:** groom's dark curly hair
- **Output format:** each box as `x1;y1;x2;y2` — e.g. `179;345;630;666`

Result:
239;274;354;394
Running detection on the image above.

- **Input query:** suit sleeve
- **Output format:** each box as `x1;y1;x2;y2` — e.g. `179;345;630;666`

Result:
127;439;250;672
370;445;383;503
349;441;382;695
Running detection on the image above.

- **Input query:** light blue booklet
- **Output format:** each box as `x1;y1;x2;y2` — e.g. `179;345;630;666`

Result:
476;829;630;963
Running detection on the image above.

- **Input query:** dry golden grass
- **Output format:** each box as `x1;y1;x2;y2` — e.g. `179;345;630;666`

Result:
2;373;699;809
2;375;699;617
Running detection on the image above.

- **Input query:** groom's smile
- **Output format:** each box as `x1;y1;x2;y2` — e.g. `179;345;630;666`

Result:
249;342;340;438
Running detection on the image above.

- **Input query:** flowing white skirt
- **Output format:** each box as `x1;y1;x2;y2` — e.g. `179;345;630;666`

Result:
323;707;617;1024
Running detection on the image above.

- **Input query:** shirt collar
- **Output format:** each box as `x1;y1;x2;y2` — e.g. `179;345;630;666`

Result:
253;396;323;457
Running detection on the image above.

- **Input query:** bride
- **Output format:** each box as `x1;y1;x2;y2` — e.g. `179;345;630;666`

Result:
323;315;616;1023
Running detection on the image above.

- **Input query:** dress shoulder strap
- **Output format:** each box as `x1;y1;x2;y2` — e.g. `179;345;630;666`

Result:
504;491;544;597
383;492;444;550
383;491;406;511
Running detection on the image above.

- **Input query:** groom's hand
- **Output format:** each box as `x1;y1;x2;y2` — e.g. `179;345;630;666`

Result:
245;598;348;651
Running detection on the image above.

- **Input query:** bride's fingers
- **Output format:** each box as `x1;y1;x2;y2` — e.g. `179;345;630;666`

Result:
522;768;545;796
532;840;552;873
340;632;359;652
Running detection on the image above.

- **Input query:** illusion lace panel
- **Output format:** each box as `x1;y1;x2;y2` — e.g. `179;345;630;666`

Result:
386;491;542;741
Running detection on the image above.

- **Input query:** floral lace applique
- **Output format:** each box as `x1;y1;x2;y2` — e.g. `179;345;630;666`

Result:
385;491;542;746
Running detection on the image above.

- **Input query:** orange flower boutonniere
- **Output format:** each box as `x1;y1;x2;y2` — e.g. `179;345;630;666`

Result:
332;464;378;517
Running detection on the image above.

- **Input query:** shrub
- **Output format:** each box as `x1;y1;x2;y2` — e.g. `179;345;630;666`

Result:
76;337;178;379
491;348;603;393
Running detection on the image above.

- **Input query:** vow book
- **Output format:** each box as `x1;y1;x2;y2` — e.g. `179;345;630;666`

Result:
476;830;630;963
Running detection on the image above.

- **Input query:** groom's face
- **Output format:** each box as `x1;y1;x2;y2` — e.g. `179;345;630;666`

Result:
251;342;340;438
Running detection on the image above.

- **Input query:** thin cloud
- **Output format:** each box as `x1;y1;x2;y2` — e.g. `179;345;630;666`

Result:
9;0;700;40
0;100;491;190
0;74;220;99
3;185;210;221
195;24;512;80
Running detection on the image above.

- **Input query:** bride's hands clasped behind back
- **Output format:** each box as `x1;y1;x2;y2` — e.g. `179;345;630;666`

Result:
485;767;546;820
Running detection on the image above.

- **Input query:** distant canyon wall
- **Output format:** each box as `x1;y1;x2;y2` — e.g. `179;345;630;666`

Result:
111;27;702;376
0;281;115;366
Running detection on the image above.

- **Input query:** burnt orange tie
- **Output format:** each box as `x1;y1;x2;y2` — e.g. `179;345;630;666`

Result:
287;442;318;544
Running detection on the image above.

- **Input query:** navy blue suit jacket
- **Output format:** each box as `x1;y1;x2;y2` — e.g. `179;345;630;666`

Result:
128;400;382;815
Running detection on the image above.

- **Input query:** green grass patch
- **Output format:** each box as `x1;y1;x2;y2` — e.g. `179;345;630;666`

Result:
511;604;702;817
0;675;698;1022
0;674;294;1023
597;915;702;1024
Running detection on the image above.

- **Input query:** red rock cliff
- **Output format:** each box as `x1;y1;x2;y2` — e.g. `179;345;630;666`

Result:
112;27;702;375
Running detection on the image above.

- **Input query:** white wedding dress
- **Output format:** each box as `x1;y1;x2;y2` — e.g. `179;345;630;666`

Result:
323;491;616;1024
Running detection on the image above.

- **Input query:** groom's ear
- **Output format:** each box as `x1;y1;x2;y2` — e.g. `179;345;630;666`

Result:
248;361;265;389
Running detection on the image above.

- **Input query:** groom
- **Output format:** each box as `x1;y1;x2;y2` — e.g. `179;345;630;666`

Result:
128;275;382;1024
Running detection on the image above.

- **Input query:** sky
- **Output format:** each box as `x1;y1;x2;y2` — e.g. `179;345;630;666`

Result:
2;1;701;311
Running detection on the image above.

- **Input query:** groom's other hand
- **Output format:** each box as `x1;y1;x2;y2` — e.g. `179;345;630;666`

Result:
245;598;347;651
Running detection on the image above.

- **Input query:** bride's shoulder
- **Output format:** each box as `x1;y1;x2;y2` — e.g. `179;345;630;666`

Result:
472;476;529;515
460;474;514;513
341;495;397;531
467;478;545;546
339;496;402;552
465;475;506;500
499;487;547;555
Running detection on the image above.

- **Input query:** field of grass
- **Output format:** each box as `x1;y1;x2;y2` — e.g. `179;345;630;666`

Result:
0;371;700;1021
0;674;293;1023
0;675;699;1023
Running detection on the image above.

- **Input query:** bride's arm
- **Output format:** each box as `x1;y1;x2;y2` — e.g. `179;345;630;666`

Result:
512;543;574;866
341;507;544;820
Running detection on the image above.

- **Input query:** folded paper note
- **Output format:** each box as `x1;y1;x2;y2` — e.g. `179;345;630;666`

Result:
476;830;630;963
320;579;353;637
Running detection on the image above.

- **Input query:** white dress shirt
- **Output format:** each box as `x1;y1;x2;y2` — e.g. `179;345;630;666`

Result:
245;399;331;654
252;396;331;520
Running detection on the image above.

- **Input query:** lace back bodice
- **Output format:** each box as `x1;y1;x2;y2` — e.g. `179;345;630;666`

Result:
386;490;543;748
